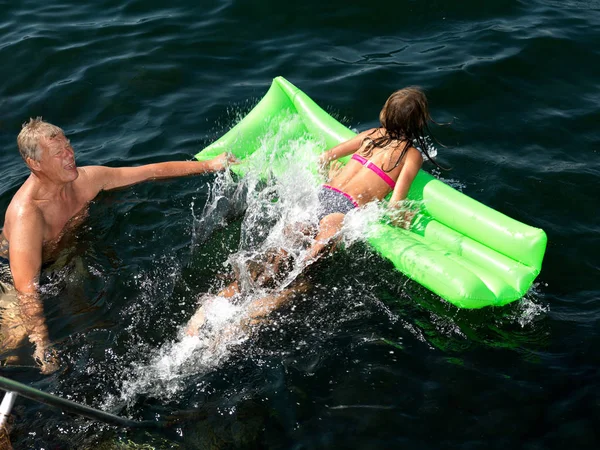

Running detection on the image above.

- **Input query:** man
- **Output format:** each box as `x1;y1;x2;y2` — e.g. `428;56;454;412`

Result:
0;117;236;373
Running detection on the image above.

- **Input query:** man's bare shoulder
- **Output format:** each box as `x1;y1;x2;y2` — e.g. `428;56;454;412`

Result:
76;165;101;181
74;165;111;198
6;177;41;213
77;164;116;181
4;192;44;240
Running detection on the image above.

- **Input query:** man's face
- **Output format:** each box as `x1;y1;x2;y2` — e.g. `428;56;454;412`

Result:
38;133;78;183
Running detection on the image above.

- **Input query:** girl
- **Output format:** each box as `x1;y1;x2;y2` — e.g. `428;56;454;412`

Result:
186;87;439;334
307;86;436;261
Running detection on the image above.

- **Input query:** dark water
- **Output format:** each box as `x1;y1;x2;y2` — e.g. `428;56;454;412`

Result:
1;0;599;448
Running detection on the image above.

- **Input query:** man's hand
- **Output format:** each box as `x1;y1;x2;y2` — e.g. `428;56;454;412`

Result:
33;344;59;374
17;290;58;374
206;152;239;172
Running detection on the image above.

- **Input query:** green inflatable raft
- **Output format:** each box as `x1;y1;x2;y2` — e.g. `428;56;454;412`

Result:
195;76;547;309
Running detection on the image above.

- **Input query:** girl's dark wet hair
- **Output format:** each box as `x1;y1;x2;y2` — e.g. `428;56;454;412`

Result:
362;87;446;171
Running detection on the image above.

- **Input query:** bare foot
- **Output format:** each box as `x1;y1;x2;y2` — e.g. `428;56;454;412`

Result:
185;307;207;336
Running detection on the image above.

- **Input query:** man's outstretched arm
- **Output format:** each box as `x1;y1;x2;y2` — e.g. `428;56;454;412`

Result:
85;152;237;192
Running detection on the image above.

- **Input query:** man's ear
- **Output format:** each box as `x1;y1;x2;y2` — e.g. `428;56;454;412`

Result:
26;157;41;171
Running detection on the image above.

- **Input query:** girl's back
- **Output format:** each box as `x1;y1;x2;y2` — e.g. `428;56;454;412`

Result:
328;128;420;206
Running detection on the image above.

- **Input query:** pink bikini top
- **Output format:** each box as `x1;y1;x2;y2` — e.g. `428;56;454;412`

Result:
351;154;396;189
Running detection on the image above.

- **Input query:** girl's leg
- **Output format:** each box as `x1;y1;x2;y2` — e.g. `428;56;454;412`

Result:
185;281;240;336
241;213;344;324
245;280;311;324
303;212;345;263
187;213;346;333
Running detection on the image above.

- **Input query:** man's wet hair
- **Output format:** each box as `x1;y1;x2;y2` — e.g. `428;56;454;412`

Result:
17;117;64;162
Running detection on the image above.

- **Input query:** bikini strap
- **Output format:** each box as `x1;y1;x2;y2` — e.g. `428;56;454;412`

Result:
322;185;360;208
350;154;396;189
351;154;368;165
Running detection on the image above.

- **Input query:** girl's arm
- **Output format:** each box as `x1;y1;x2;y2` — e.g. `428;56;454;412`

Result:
389;148;423;206
388;148;423;229
318;129;376;166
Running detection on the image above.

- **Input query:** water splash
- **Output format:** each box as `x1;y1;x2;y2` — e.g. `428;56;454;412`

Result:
191;168;246;247
429;166;467;191
507;282;549;328
115;113;328;402
414;135;438;160
118;297;247;404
